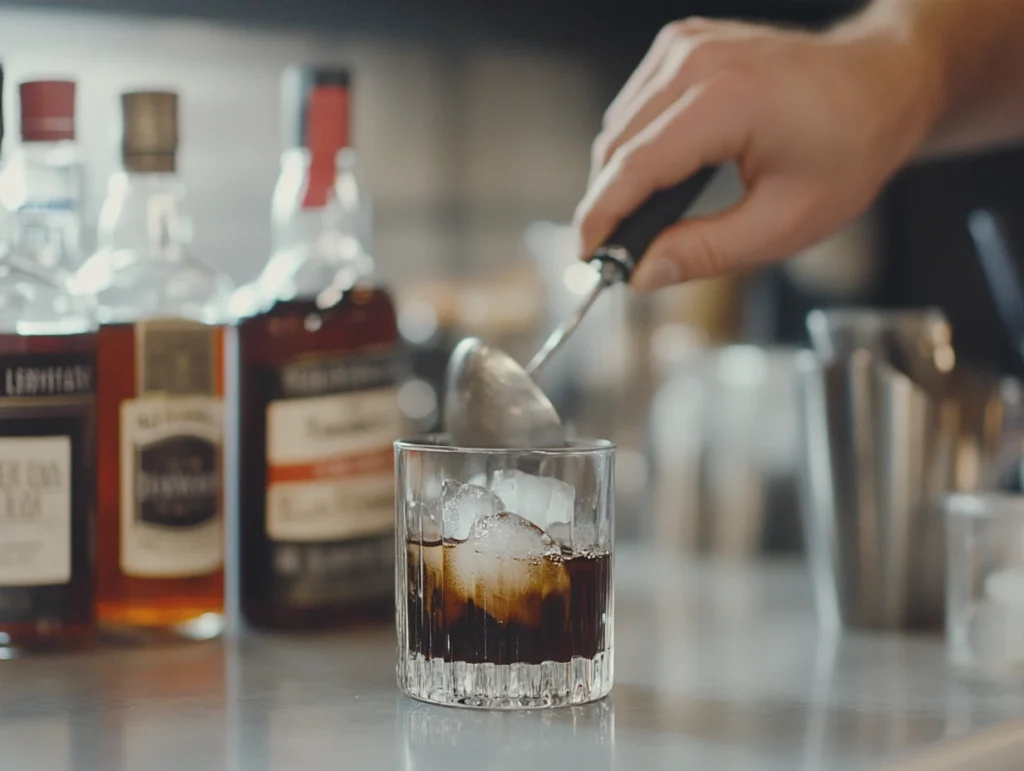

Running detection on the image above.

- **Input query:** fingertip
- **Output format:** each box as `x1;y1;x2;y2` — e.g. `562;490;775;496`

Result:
570;226;589;262
572;197;612;260
571;204;592;259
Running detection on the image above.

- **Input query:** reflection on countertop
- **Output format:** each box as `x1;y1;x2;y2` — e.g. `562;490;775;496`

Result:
2;548;1024;770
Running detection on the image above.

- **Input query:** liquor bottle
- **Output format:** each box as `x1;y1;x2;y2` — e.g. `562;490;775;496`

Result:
0;64;98;653
237;66;401;630
0;78;84;278
75;91;233;641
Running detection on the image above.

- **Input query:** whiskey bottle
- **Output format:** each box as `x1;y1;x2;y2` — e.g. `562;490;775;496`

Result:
0;65;98;653
75;91;233;642
237;67;401;630
0;78;84;279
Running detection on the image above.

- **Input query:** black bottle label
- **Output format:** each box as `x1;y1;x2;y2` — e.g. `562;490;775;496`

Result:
136;435;219;528
0;351;94;626
119;321;224;579
264;349;401;607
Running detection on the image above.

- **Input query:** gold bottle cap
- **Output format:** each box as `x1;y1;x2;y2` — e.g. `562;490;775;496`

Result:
121;91;178;173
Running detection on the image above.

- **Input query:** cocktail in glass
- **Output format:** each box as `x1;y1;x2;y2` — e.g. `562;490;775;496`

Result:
395;437;614;708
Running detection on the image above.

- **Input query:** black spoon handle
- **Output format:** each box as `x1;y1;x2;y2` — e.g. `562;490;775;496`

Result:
590;166;718;282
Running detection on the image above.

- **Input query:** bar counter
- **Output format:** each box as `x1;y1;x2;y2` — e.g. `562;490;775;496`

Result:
4;547;1024;770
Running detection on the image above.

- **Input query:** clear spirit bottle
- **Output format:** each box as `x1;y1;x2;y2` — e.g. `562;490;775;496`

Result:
0;65;98;653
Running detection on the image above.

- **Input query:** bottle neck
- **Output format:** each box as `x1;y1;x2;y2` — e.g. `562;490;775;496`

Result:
0;139;84;276
259;147;374;306
300;81;349;209
98;169;191;260
272;147;370;253
304;145;338;211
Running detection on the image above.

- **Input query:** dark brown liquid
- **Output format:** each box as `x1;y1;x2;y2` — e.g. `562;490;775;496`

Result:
237;287;399;630
0;332;96;652
405;540;611;665
95;323;225;633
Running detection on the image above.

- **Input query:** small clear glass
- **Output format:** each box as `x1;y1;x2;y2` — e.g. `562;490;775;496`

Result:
395;436;614;708
946;493;1024;678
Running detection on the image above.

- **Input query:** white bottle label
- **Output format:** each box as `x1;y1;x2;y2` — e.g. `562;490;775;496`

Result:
265;386;399;542
120;395;224;578
0;436;72;586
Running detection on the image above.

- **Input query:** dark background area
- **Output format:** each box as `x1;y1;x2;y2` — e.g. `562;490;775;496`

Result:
1;0;865;51
884;149;1024;378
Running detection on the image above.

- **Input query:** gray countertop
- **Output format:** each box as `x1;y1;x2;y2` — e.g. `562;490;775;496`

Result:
3;547;1024;770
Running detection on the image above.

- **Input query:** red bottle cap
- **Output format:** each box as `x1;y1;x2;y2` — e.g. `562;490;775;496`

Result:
282;66;351;209
303;84;349;208
20;80;76;142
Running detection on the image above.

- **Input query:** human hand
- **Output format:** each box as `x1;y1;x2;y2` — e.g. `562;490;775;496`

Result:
575;16;944;292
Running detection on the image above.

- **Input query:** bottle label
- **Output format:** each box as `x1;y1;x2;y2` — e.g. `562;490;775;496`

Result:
0;436;72;586
119;321;224;579
0;350;94;625
264;349;400;605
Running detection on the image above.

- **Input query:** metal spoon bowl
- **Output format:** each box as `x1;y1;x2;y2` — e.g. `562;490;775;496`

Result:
443;337;565;448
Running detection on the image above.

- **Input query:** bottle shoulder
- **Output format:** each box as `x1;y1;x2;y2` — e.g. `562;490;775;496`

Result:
240;281;395;323
236;283;397;363
238;240;378;316
0;258;96;335
74;248;234;325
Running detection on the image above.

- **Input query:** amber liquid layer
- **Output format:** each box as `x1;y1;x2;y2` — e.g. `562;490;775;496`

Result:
95;323;225;638
0;332;96;653
238;287;398;630
405;541;611;665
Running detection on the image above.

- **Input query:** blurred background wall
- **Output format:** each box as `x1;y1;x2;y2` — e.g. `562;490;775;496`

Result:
3;0;1024;546
0;7;609;287
0;1;866;287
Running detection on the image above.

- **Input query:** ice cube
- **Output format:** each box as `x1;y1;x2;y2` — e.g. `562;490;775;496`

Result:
489;470;575;532
442;512;570;628
546;521;571;550
470;511;562;559
441;480;505;542
546;521;599;553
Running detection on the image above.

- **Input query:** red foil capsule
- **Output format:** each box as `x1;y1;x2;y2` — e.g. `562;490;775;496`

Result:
20;80;76;142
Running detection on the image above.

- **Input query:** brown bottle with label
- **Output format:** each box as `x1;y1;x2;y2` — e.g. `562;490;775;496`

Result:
236;66;401;630
75;92;233;642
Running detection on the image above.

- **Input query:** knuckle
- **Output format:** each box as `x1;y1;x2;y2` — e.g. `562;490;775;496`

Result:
683;231;728;277
576;204;613;245
705;67;757;103
609;143;649;180
655;21;682;45
675;36;734;78
680;35;720;61
666;17;711;40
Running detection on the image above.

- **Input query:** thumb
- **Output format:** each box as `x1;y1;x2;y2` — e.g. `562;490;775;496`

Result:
631;178;816;292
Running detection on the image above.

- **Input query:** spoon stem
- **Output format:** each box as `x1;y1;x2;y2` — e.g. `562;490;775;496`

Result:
524;276;606;379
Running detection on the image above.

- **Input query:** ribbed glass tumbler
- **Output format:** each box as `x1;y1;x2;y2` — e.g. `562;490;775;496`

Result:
395;437;614;708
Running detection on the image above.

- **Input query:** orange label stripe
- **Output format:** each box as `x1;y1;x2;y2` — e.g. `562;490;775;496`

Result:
267;445;394;485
